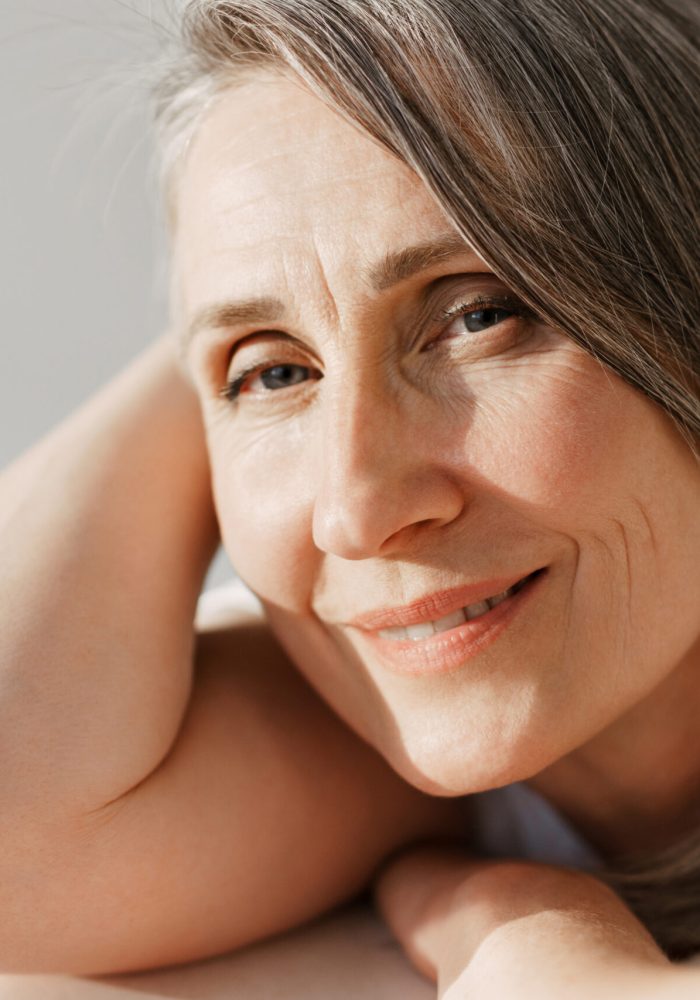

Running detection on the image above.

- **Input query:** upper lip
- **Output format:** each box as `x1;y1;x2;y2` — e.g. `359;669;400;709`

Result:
344;570;540;632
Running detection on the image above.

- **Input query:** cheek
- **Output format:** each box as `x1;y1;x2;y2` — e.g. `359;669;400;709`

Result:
205;415;318;608
467;346;624;522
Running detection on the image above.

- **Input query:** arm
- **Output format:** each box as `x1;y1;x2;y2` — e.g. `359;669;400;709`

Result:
0;336;463;974
373;844;698;999
0;333;218;818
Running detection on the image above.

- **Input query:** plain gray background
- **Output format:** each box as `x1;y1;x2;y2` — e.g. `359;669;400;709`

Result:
0;0;233;587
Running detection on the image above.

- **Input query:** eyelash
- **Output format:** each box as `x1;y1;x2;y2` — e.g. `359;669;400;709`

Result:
218;292;535;403
436;292;535;334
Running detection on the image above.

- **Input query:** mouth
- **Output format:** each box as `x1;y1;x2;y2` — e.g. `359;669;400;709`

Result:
376;570;539;640
353;567;548;676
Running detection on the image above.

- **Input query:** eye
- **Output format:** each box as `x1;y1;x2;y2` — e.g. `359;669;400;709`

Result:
220;361;318;402
442;296;531;335
440;294;532;341
256;364;310;390
459;305;516;333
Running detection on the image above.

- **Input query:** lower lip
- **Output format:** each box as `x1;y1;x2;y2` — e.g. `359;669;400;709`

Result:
355;568;548;677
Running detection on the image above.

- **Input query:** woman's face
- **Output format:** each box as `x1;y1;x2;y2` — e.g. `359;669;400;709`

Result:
176;73;700;794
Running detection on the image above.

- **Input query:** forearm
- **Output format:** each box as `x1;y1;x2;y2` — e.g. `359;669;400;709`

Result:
0;335;218;820
445;908;683;1000
373;847;693;1000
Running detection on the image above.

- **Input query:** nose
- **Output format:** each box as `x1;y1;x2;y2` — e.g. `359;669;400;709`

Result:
311;374;465;559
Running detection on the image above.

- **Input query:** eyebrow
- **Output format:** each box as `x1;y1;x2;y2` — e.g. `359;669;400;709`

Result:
183;230;476;347
184;297;285;349
368;230;476;291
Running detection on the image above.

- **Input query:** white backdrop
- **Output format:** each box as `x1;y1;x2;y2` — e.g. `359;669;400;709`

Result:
0;0;233;586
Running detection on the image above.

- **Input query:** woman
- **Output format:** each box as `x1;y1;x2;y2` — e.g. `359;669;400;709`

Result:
1;0;698;996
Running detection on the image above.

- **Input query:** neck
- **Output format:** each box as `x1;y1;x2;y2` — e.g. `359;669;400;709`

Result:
528;641;700;862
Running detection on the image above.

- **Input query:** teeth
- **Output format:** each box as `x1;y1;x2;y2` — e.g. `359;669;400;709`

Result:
465;599;491;620
433;607;467;633
377;581;524;641
404;620;436;641
378;625;409;641
486;588;510;609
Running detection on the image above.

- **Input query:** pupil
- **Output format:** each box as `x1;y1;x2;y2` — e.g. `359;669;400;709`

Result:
261;364;306;390
465;306;510;333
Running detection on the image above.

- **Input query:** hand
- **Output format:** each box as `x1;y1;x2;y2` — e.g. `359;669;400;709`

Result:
372;840;672;999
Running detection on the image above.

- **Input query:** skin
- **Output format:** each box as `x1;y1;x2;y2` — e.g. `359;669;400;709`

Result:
175;70;700;869
169;69;700;993
371;846;700;998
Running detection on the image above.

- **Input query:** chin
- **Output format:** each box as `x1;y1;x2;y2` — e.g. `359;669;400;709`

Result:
378;719;561;797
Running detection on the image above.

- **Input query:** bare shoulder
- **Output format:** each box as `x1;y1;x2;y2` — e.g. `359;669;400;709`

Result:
0;586;459;976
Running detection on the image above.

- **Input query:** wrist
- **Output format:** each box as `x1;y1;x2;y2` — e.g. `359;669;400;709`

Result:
429;864;670;999
442;905;671;1000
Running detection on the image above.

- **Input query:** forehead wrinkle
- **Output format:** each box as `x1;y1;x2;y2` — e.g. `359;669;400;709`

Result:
305;231;343;331
180;227;482;354
177;82;483;356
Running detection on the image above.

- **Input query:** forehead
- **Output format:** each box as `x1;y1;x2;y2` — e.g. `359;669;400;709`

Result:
174;72;454;308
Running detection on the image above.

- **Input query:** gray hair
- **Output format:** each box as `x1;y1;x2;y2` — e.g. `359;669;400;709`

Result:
153;0;700;958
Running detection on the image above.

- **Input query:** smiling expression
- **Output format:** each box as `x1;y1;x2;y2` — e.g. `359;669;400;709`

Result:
176;73;700;795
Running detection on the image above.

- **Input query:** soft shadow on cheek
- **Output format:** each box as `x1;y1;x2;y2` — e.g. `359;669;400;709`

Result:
262;600;431;784
473;349;623;515
206;424;319;609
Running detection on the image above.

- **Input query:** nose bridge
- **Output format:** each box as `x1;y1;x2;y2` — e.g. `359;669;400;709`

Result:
325;364;397;479
311;368;462;559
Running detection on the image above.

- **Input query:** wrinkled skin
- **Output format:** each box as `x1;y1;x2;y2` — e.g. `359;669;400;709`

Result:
176;71;700;859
